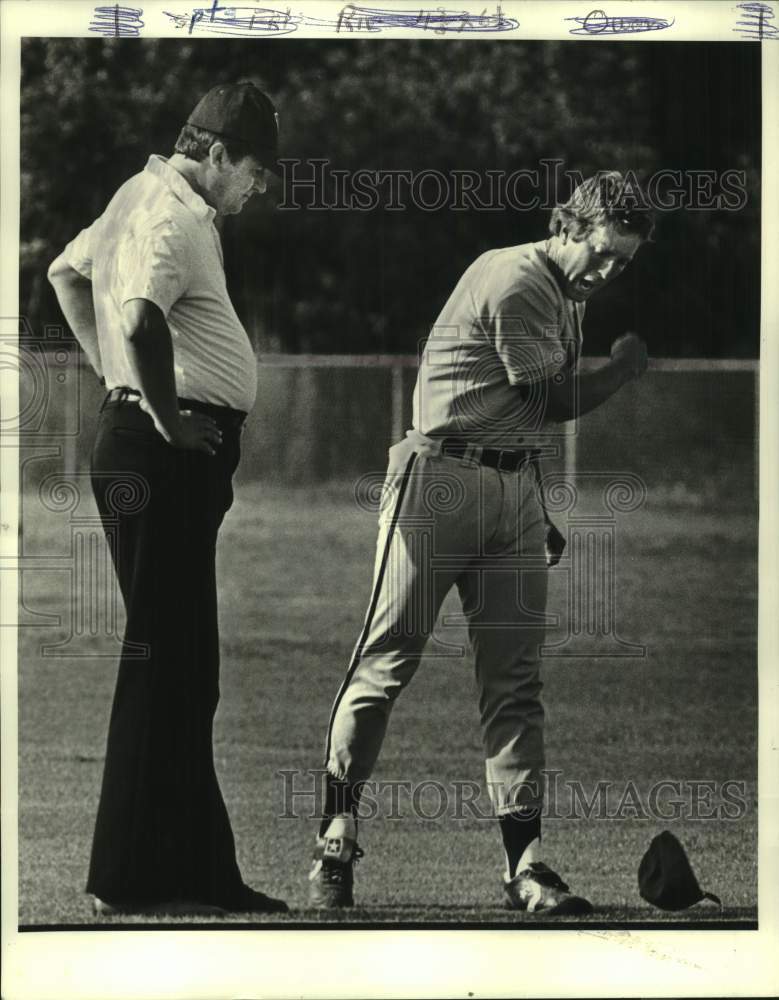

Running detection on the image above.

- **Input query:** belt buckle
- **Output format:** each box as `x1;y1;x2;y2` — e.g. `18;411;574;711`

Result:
496;448;517;474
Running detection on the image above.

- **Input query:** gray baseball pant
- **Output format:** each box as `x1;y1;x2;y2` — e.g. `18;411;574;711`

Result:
325;431;550;815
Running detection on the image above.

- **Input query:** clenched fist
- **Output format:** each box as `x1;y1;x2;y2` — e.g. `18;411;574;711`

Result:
611;332;648;380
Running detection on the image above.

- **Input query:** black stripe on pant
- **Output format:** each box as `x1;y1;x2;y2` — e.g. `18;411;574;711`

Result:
86;399;246;907
324;451;418;769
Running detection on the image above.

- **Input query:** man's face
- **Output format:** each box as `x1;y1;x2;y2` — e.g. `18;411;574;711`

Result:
554;222;643;302
211;151;268;215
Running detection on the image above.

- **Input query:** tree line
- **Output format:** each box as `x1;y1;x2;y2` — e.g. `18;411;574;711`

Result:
21;38;760;358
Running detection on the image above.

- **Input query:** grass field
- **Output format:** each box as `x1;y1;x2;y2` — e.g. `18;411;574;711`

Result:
17;480;758;927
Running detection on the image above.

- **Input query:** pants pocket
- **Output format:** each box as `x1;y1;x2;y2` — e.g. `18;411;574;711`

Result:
378;448;418;524
110;425;166;445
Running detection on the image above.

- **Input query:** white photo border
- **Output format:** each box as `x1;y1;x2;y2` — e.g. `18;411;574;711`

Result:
1;2;777;997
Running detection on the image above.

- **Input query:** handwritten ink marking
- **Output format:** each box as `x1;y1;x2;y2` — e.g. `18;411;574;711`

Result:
565;8;674;34
163;4;299;35
734;2;779;39
162;2;517;35
335;4;380;32
325;4;519;34
89;4;145;36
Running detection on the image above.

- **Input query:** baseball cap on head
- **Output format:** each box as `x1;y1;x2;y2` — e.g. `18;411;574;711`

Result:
187;82;280;176
638;830;722;911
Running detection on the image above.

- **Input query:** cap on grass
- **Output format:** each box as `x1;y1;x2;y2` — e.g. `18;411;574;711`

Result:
638;830;722;911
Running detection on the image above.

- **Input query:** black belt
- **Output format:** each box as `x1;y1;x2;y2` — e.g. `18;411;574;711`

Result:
103;386;142;404
102;387;247;430
440;438;539;473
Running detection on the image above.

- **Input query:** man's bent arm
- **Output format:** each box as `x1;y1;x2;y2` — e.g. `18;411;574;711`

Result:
120;299;222;455
121;298;184;442
543;359;631;422
47;254;103;377
541;333;647;423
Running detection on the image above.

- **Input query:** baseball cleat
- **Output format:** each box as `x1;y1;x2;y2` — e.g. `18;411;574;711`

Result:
504;862;593;916
308;814;364;909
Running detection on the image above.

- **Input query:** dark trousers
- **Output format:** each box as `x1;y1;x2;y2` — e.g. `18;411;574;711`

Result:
86;397;247;906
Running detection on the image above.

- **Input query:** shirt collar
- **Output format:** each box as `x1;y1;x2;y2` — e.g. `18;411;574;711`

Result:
144;155;217;223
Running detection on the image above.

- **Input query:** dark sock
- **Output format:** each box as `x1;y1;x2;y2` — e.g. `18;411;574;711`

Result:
499;811;541;878
319;774;359;839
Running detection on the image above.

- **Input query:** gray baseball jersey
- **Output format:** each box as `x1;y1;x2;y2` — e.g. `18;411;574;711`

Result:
413;240;584;446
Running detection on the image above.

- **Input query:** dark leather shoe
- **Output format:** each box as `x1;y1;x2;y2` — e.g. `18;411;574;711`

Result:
93;886;289;917
236;886;289;914
93;897;227;917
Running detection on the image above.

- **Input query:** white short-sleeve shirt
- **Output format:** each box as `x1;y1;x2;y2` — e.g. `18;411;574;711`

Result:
412;241;584;447
63;155;257;412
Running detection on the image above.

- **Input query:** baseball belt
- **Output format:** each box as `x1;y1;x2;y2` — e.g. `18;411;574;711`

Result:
439;438;539;472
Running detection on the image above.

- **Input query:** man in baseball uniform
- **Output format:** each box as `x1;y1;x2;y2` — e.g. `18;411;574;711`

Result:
309;171;652;914
48;83;288;916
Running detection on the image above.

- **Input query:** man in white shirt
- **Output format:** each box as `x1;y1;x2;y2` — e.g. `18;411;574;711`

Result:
48;82;287;916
